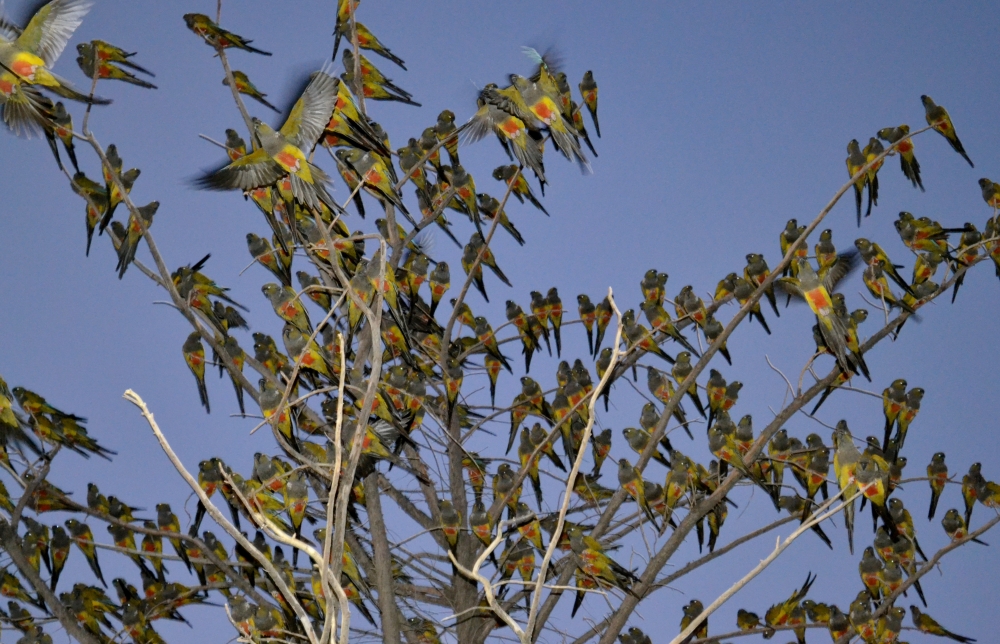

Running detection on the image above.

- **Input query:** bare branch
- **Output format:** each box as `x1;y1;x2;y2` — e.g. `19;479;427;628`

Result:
0;519;101;644
526;288;623;642
122;389;321;644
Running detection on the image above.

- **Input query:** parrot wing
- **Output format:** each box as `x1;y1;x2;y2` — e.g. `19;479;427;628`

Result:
773;277;805;301
17;0;90;65
280;70;338;151
463;103;506;144
195;148;284;191
1;83;53;136
822;249;861;291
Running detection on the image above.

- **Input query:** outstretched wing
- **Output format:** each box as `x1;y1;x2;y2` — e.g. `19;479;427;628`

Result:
774;277;804;301
822;248;861;292
280;70;338;151
17;0;91;65
194;148;284;191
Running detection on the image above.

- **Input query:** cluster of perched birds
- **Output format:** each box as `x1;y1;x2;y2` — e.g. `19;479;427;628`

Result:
848;96;975;227
2;0;1000;643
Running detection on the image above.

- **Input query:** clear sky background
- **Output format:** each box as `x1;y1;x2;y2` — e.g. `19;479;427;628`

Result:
1;1;998;642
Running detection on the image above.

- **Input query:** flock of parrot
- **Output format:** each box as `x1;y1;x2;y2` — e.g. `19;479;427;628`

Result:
1;0;999;643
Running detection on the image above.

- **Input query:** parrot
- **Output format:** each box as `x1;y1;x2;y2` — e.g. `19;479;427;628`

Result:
618;458;661;530
669;352;705;419
910;605;977;643
477;192;524;245
65;519;106;587
434;108;460;165
282;323;332;379
439;498;461;555
779;257;868;381
0;0;112;135
922;452;951;521
832;421;860;553
338;146;410;215
428;261;449;315
518;428;544;508
706;317;733;368
744;252;779;317
49;524;71;590
336;21;406;69
862;136;884;217
513;501;544;552
89;38;153;75
846;139;869;226
223;70;278;112
643;300;699;355
492;463;522;510
49;100;77;170
680;599;708;642
592;295;613;357
469;499;497;564
156;503;192;572
569;527;639;594
921;95;973;167
779;218;809;281
821;604;850;642
893;386;923;452
182;331;210;413
622;427;674;467
259;379;295;446
99;145;138;225
732;276;770;334
855;238;915;297
529;422;565;471
115;199;158;279
941;508;987;545
195;71;340;214
854;452;897;536
950;222;982;303
878;124;924;191
577;294;596;354
183;13;271;55
70;171;107;255
464;83;549;183
579;70;599;136
763;572;815;635
263;282;312;332
859;546;883;600
76;42;157;89
493;164;547;215
962;463;986;527
736;608;761;632
500;74;590;172
342;49;415;105
863;258;915;314
569;98;598;156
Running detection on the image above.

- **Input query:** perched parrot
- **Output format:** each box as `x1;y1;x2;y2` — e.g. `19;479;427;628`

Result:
76;42;157;89
223;70;278;112
183;13;271;55
182;331;210;413
878;124;923;191
921;95;973;167
910;605;977;643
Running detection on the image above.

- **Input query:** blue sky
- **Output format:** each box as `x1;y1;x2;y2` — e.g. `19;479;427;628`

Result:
0;1;998;642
